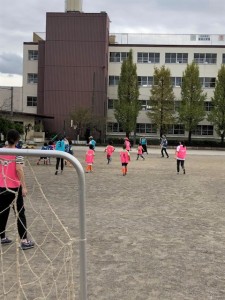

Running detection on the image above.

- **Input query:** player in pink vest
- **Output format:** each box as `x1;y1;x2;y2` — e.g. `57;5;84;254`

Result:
136;143;145;160
120;145;130;176
85;144;95;173
105;141;115;164
124;137;131;151
0;129;34;250
175;141;187;174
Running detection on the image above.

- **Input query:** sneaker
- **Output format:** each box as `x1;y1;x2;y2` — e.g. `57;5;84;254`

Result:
20;240;34;250
183;169;186;174
1;237;12;245
55;171;58;175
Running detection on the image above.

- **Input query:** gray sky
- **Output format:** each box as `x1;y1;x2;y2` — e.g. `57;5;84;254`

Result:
1;0;225;86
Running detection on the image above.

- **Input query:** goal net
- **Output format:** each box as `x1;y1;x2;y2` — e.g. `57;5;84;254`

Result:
0;153;80;299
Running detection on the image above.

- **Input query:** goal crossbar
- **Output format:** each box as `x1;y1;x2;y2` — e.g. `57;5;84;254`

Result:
0;148;87;300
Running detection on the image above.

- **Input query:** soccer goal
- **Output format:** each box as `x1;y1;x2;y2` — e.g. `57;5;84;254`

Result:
0;148;87;300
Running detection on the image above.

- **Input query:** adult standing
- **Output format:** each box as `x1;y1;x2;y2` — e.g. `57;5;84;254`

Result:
160;135;169;158
140;137;148;154
0;129;34;250
55;136;65;175
175;141;187;174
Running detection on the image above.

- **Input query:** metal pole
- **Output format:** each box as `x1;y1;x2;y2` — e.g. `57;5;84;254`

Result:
10;87;13;116
0;148;87;300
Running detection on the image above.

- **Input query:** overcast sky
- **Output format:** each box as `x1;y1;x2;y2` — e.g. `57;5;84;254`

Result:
1;0;225;86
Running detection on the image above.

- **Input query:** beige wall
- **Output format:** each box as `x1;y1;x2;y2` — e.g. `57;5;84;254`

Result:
0;87;23;113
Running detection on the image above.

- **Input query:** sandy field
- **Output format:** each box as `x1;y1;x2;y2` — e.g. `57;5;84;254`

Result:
1;146;225;300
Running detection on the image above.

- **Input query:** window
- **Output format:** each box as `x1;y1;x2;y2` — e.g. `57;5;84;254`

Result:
200;77;216;88
136;123;157;134
27;96;37;107
137;52;160;63
140;100;151;110
109;76;120;86
138;76;154;87
192;125;213;136
174;101;181;111
167;124;185;135
107;122;123;132
108;99;114;109
149;52;160;63
171;77;182;87
223;54;225;64
165;53;188;63
28;50;38;60
27;73;38;84
109;52;129;62
107;99;118;109
198;34;210;41
194;53;217;64
204;101;214;112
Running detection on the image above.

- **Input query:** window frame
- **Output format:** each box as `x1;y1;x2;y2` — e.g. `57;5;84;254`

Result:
109;52;129;63
194;53;217;64
28;50;38;61
109;76;120;86
137;52;160;64
136;123;157;134
27;96;37;107
192;125;214;136
27;73;38;84
165;53;188;64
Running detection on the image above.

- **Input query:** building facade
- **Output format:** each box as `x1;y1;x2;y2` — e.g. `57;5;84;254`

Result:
107;33;225;140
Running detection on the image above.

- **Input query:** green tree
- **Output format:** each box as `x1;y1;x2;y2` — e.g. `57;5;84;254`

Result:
208;65;225;145
114;49;140;138
71;107;92;139
0;117;24;141
147;66;175;137
179;62;206;144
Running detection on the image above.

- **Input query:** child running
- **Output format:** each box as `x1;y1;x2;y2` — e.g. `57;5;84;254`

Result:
120;144;130;176
136;143;145;160
104;141;115;164
175;141;187;174
85;144;95;173
37;142;49;165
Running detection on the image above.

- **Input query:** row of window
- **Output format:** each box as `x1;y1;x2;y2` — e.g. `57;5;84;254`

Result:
107;122;213;135
138;76;183;87
108;99;214;112
110;52;225;64
109;75;216;88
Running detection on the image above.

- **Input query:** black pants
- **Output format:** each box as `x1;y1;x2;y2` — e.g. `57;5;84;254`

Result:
142;144;148;153
56;158;64;171
161;147;169;157
0;186;27;239
177;159;185;173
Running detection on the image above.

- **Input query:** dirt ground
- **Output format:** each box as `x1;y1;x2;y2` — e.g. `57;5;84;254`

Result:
1;146;225;300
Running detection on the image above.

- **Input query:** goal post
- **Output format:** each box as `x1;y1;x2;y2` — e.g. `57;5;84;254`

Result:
0;148;87;300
